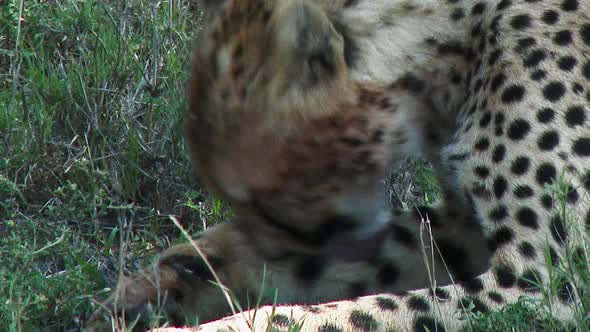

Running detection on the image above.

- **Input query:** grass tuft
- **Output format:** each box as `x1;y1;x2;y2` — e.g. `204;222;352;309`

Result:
0;0;217;330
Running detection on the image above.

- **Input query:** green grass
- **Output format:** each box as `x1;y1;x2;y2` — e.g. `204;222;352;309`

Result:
1;0;589;331
0;0;225;330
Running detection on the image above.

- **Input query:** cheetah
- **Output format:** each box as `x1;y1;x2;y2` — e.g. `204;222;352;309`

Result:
89;0;590;331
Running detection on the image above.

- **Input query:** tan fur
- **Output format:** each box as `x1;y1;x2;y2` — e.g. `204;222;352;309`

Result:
89;0;590;331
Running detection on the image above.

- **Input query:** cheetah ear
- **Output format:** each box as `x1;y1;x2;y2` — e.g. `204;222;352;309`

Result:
275;1;344;78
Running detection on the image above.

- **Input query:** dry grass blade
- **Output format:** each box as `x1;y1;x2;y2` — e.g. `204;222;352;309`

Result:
169;215;237;316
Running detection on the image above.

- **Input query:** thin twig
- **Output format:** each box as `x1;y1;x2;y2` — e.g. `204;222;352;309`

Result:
168;215;237;315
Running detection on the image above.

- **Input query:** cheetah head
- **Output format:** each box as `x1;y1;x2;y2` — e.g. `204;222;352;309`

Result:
190;0;353;123
187;0;457;255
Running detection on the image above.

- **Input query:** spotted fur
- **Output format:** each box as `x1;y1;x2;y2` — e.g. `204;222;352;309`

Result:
89;0;590;331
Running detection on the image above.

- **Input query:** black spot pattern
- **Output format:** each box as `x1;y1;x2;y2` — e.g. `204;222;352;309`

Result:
489;205;509;222
407;295;430;312
549;247;560;267
536;163;557;186
459;296;490;314
492;144;506;162
513;185;534;199
523;49;546;67
558;280;576;303
430;287;450;300
474;166;490;178
518;241;537;258
475;137;490;150
510;14;531;30
488;49;503;66
318;323;343;332
543;82;566;102
451;8;465;21
557;56;577;71
490;73;506;91
530;69;547;81
516;207;539;229
343;0;361;7
463;278;485;294
414;316;446;332
550;215;568;245
479;111;492;128
536;108;555;123
538;131;560;151
493;176;508;198
507;119;531;140
561;0;579;11
554;30;573;46
495;113;506;136
541;194;554;210
375;297;398;311
542;10;559;25
515;37;536;54
584;61;590;80
497;0;511;10
495;265;517;288
581;24;590;46
584;172;590;191
271;314;293;328
573;137;590;156
488;291;504;303
565;106;586;127
511;156;531;175
488;226;514;251
349;310;378;332
471;2;486;15
517;269;543;292
398;74;426;93
567;187;579;203
501;85;526;103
